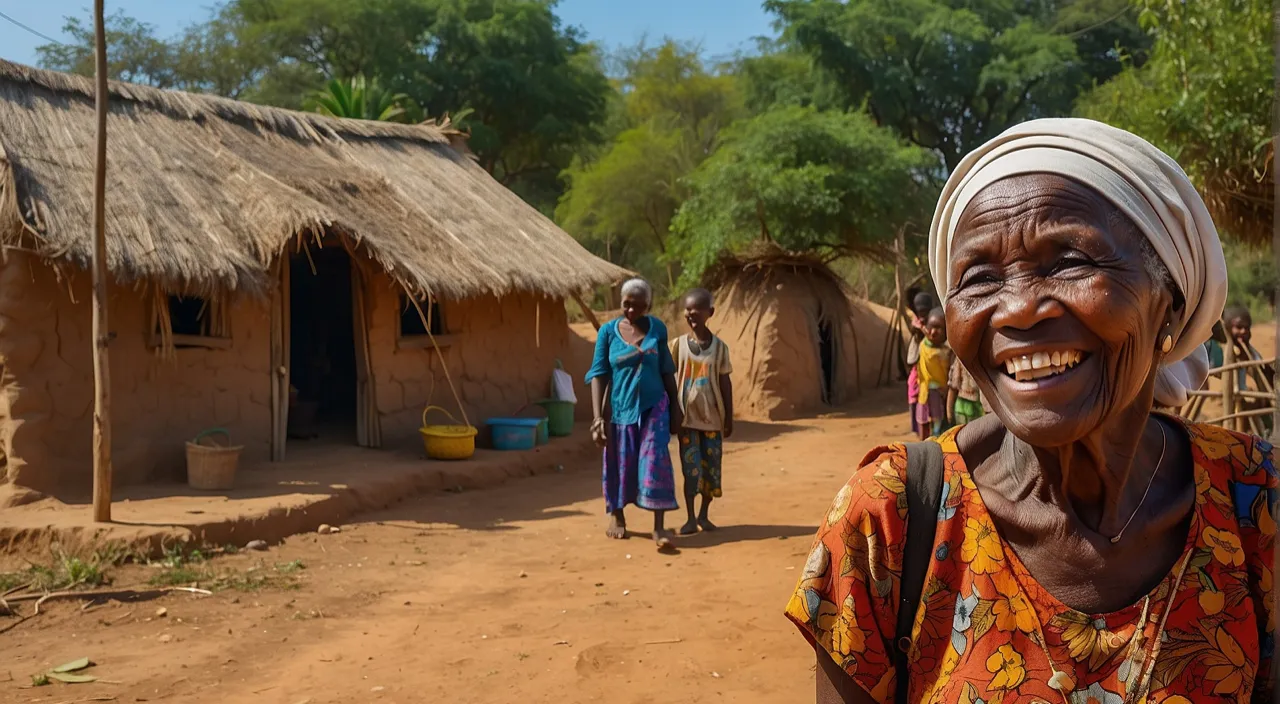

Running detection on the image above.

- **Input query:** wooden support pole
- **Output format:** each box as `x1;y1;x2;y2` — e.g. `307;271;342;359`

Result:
1222;340;1237;433
571;291;601;331
91;0;113;523
892;227;907;381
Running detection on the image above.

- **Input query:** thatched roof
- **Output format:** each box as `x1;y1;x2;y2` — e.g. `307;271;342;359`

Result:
702;243;851;298
0;59;627;298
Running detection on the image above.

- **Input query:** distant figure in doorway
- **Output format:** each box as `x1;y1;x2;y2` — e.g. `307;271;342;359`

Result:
586;278;683;551
670;288;734;536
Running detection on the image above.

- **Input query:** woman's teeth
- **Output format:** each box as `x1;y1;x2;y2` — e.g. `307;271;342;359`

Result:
1004;350;1084;381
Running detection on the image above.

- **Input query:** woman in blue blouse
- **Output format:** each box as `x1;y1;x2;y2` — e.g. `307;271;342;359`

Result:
586;278;683;550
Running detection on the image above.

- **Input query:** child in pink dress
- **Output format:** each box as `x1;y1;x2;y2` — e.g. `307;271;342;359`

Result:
905;291;934;434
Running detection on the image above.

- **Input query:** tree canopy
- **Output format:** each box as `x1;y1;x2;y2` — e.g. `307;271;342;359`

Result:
761;0;1150;169
37;11;181;88
556;41;741;288
1077;0;1273;245
670;107;934;287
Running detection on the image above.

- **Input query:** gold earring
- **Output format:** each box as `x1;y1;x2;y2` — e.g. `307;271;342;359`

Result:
1161;334;1173;353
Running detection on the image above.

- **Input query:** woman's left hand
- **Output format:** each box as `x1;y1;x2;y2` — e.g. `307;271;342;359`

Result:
670;408;684;435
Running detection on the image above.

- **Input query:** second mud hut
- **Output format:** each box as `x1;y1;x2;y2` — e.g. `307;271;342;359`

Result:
704;249;895;421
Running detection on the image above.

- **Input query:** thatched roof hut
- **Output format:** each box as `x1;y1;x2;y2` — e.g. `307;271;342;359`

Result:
703;246;897;420
0;59;626;298
0;61;627;499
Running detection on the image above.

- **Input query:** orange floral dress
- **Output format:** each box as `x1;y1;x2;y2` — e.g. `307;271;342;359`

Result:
785;420;1275;703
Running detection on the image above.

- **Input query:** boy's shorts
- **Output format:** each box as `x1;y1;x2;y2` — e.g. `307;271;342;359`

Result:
954;396;984;425
678;429;723;498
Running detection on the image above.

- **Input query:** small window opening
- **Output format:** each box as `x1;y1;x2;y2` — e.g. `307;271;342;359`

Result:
399;294;444;337
168;296;211;337
151;293;230;351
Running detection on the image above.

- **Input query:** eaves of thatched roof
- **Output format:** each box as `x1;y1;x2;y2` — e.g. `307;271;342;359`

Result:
0;59;628;299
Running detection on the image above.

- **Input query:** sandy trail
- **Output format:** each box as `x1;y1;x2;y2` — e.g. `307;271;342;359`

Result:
5;387;913;704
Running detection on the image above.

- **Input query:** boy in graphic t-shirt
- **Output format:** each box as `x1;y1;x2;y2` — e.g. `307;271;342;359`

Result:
670;288;734;536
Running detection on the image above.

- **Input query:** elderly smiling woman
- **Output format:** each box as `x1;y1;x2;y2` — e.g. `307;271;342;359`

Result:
786;119;1276;704
587;278;683;551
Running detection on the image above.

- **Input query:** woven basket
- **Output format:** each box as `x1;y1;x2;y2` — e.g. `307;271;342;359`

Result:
186;428;243;491
419;406;477;460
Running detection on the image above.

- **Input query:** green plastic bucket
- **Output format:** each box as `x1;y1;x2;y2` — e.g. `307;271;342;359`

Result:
536;399;575;437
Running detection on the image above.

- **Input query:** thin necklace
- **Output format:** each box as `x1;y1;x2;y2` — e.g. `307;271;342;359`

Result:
1030;594;1150;701
1108;420;1167;544
1028;548;1192;704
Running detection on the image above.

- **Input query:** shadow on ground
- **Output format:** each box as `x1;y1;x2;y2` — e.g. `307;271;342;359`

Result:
358;463;602;533
728;421;805;445
674;523;816;549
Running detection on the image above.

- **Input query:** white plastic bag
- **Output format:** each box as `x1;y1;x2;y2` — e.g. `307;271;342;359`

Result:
551;367;577;404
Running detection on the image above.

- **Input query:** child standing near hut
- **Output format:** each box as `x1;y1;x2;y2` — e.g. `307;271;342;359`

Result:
947;360;985;426
905;290;934;435
916;307;952;440
670;289;734;536
1223;305;1274;433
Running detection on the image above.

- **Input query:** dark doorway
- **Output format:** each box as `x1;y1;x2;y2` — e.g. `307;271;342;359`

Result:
288;247;357;443
817;314;836;405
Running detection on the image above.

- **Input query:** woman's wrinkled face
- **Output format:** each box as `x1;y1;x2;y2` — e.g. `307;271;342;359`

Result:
945;174;1175;447
621;292;649;323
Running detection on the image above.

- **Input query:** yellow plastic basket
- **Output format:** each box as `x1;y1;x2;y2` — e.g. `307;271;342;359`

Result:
419;405;477;460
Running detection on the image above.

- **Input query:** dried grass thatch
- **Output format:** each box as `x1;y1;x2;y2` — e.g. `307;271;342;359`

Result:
702;243;853;305
0;59;627;298
1199;143;1273;247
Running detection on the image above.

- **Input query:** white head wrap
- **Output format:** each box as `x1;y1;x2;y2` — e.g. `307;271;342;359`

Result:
928;118;1227;408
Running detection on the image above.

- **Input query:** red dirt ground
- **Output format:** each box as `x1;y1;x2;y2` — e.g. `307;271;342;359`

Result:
3;386;914;704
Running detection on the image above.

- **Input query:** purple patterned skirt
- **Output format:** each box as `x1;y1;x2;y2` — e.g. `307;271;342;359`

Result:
603;394;678;513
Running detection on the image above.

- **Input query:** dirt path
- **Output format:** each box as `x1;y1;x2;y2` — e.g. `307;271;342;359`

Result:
4;389;913;704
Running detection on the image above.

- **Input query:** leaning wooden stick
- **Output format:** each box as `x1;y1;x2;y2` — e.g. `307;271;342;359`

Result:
5;585;212;605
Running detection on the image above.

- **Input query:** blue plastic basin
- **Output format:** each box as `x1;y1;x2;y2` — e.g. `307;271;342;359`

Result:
487;418;542;451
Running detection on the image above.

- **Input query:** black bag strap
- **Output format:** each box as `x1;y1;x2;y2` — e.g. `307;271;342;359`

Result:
894;440;946;704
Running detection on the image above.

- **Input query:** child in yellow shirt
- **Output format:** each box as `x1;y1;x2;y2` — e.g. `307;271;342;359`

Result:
916;308;953;439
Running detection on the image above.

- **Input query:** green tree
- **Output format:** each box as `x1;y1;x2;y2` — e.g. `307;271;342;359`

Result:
171;5;275;100
1078;0;1273;246
556;41;741;289
235;0;610;212
306;75;417;122
670;106;935;287
229;0;439;104
36;11;178;87
763;0;1150;169
735;40;843;115
404;0;611;212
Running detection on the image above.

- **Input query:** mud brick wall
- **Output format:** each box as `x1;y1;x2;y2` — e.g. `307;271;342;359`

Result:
364;274;593;444
0;255;594;498
0;253;273;498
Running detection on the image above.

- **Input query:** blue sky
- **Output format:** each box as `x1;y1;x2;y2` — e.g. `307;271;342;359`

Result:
0;1;776;67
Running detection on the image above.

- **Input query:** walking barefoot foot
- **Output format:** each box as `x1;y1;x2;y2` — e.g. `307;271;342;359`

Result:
605;514;628;539
697;517;718;532
654;530;676;552
677;519;699;536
